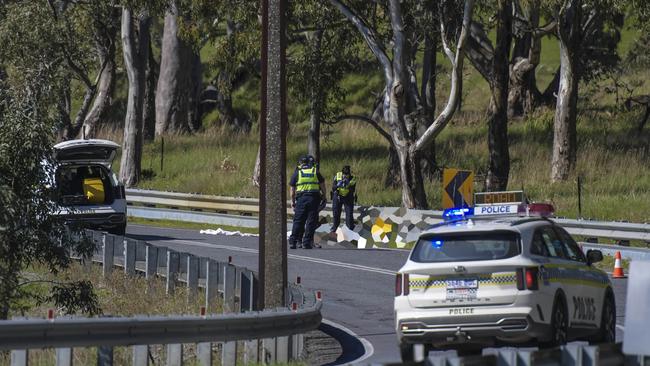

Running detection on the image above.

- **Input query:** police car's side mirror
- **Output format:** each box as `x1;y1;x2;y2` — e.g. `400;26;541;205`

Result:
586;249;603;265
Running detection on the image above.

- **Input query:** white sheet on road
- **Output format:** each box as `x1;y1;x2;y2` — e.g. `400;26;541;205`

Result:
199;228;294;238
200;228;259;237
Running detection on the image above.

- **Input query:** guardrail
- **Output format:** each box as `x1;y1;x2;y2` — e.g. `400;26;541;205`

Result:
126;189;650;242
392;342;649;366
4;230;321;366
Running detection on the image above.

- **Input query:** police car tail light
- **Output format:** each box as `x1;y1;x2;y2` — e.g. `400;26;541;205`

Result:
516;267;539;290
395;273;409;296
525;267;539;290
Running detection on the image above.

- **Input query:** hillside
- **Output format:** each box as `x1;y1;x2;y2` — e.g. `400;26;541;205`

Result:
106;27;650;222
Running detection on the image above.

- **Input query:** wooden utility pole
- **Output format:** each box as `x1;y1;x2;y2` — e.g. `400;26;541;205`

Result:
258;0;288;309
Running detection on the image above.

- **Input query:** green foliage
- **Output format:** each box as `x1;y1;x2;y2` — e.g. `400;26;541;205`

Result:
0;7;99;318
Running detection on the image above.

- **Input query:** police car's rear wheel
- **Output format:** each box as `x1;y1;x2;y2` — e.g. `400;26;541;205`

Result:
596;294;616;343
546;297;568;347
399;342;415;362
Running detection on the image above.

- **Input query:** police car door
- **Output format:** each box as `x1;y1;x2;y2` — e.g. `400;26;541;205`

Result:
538;226;587;328
554;226;601;329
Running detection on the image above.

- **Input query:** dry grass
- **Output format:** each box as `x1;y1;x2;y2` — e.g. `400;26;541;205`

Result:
0;263;224;366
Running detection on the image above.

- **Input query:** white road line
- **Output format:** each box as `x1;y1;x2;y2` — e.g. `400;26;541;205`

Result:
616;324;625;331
321;318;375;365
169;239;396;276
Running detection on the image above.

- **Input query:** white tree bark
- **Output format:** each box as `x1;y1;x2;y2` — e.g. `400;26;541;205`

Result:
120;8;150;187
155;3;198;135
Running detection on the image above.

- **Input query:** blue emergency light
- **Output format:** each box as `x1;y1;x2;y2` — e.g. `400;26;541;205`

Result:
442;207;474;221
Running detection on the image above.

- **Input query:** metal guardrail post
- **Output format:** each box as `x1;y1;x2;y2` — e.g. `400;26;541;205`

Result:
240;270;256;312
10;350;27;366
102;234;114;277
124;238;136;275
166;344;182;366
166;251;180;295
97;346;113;366
186;254;199;299
222;264;238;366
145;244;157;279
205;260;219;313
276;336;289;362
56;347;73;366
132;345;149;366
135;240;147;262
157;247;168;275
197;342;212;366
263;337;277;364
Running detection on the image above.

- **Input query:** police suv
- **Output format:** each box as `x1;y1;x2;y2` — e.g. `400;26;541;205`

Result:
394;197;615;361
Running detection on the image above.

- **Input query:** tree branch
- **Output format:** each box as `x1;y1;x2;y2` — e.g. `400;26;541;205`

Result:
328;0;393;83
414;0;475;153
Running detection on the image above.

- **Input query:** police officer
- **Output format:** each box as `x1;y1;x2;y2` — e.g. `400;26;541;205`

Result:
289;155;327;249
330;165;356;233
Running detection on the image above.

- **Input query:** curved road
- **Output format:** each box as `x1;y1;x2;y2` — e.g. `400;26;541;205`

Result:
126;224;628;364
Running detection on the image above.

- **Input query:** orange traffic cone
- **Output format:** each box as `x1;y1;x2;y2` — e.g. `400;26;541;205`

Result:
612;251;626;278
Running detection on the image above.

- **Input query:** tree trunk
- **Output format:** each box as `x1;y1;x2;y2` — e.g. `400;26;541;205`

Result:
120;9;150;187
485;0;512;191
155;3;193;135
396;143;427;209
82;57;115;139
143;36;158;141
551;0;581;182
307;31;324;162
507;0;542;117
188;52;203;133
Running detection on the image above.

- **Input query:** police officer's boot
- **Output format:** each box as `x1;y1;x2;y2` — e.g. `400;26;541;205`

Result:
289;239;297;249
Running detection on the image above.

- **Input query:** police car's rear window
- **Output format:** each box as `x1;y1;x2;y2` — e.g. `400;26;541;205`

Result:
411;231;520;263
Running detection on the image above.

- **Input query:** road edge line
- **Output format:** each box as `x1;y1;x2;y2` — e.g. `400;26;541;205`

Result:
320;318;374;365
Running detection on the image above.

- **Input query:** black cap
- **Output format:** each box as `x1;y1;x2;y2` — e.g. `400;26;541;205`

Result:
342;165;351;175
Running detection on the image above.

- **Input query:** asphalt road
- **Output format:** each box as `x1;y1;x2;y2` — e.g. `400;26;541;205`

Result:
126;224;629;365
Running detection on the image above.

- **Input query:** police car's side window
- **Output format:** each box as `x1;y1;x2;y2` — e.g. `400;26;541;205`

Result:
530;232;549;256
539;227;567;259
554;227;586;262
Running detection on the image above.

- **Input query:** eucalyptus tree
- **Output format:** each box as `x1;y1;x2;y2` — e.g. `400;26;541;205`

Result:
155;1;202;135
288;1;361;162
464;0;513;191
545;0;624;182
328;0;476;208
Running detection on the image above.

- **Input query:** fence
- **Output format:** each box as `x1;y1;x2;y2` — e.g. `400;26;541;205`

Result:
3;230;322;366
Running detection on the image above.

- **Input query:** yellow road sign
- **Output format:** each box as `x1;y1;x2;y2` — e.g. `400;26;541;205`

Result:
442;168;474;209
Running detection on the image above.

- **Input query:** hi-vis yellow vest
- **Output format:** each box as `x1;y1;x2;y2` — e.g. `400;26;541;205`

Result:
296;166;320;193
335;172;356;197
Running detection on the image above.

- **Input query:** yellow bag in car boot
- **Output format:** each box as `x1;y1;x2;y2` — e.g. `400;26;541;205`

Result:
83;178;105;204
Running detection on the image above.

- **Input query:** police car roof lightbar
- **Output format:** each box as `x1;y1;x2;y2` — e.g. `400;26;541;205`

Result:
443;203;555;221
442;207;474;221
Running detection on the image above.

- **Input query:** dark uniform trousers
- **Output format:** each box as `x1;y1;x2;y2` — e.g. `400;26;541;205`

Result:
289;192;320;248
331;192;354;231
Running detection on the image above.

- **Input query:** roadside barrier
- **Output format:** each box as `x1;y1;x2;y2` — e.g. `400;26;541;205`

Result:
2;230;321;366
125;188;650;243
386;342;649;366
